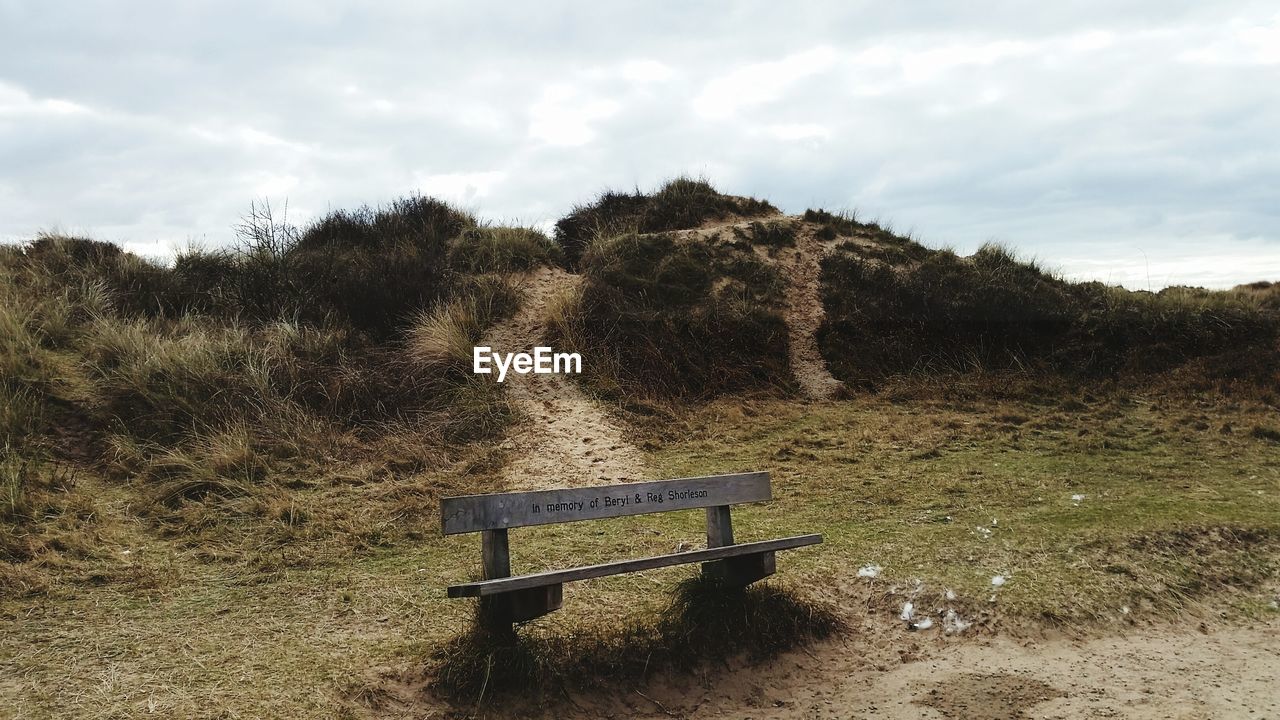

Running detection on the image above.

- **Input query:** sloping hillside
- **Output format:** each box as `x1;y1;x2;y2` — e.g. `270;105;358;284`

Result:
3;178;1279;719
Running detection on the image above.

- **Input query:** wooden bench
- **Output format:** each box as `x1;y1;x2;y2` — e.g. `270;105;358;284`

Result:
441;471;821;630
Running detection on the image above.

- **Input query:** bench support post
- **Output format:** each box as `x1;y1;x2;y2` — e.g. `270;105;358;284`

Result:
479;529;513;633
706;505;734;547
478;529;563;633
482;528;511;579
702;505;774;585
703;550;776;586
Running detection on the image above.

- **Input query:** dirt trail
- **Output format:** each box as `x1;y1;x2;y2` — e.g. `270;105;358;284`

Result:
777;225;844;399
545;622;1280;719
484;266;648;490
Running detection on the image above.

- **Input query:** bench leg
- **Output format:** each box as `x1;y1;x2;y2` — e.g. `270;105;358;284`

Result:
509;584;563;623
479;584;563;632
702;550;776;586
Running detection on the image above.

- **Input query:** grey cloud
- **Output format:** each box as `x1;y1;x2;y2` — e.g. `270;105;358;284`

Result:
1;0;1277;286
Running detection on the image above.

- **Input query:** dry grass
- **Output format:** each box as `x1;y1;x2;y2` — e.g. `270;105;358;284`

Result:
408;276;519;369
4;188;1280;718
430;574;842;704
818;237;1279;387
564;230;793;398
3;395;1279;718
447;226;561;274
554;176;777;268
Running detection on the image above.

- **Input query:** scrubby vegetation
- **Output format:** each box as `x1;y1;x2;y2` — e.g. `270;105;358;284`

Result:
1234;280;1280;311
4;180;1280;718
447;226;561;274
0;195;558;597
733;219;797;251
818;238;1280;390
549;230;793;398
554;176;777;268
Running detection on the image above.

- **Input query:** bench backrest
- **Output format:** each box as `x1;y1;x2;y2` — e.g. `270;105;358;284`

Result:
440;471;770;535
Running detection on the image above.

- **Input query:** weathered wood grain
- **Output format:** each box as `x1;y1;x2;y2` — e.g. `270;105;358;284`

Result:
440;471;770;535
446;534;822;597
706;505;734;548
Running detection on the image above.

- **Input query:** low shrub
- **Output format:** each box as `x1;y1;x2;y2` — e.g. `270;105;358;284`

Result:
818;240;1280;386
407;276;520;370
734;220;796;250
555;177;777;268
447;227;561;274
1233;281;1280;311
563;231;792;398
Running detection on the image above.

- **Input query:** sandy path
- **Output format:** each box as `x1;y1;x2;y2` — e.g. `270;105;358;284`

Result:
778;226;844;399
484;267;649;490
551;622;1280;719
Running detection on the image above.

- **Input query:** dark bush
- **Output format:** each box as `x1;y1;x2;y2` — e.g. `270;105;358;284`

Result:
222;195;475;338
803;209;929;261
568;232;792;397
172;249;240;315
817;240;1280;386
555;177;777;269
734;220;796;250
447;227;561;273
296;196;474;252
22;234;183;317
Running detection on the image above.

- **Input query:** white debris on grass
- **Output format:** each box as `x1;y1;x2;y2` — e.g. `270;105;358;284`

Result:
857;564;882;579
943;609;972;634
991;575;1007;587
1071;493;1086;504
975;526;993;539
945;588;957;601
914;617;934;630
900;602;915;622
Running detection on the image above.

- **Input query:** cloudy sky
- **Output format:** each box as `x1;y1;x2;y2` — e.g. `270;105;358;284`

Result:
2;1;1277;288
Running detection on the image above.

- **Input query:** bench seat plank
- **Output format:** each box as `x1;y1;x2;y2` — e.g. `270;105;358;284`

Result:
447;534;822;597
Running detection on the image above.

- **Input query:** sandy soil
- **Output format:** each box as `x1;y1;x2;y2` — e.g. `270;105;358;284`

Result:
777;224;844;400
536;621;1280;720
482;267;649;490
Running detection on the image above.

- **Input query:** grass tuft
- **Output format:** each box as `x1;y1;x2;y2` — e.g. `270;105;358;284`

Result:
429;575;841;703
447;226;561;274
555;177;777;268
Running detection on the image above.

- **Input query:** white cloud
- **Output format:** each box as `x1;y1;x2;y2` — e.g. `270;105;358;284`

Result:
1;2;1277;288
1180;16;1280;65
247;172;300;198
0;81;92;117
412;170;507;204
765;123;830;142
621;60;675;83
528;84;621;146
694;46;838;119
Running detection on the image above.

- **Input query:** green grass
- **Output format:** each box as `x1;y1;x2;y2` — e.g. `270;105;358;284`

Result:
642;396;1280;622
4;396;1278;718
